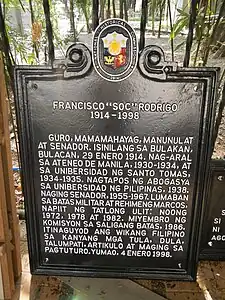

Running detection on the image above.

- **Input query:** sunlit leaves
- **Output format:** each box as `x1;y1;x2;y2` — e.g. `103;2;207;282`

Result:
170;0;225;66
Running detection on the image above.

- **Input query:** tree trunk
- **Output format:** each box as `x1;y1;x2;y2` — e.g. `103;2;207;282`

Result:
69;0;76;40
193;3;208;66
84;9;91;33
139;0;148;50
92;0;99;30
119;0;123;18
167;0;174;61
112;0;116;17
106;0;111;18
124;0;128;21
158;0;165;38
42;0;55;64
100;0;105;21
151;0;156;36
29;0;39;59
183;0;199;67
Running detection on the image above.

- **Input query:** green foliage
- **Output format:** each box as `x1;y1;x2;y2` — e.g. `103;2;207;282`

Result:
2;0;82;64
170;0;225;66
170;16;187;39
4;0;24;11
27;51;36;64
1;0;225;67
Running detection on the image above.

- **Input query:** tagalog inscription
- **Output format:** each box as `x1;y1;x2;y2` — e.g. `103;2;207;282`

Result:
39;133;193;258
24;78;207;274
28;75;202;274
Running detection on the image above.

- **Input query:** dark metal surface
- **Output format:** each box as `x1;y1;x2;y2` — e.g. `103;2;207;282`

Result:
15;42;218;280
200;159;225;260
